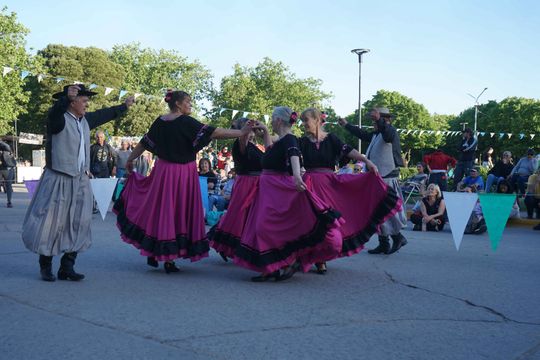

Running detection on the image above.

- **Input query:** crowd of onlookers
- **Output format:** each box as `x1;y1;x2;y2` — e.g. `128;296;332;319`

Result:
401;140;539;232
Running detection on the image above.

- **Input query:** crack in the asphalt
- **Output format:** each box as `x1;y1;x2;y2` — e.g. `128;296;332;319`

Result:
382;270;540;326
515;338;540;360
0;293;226;360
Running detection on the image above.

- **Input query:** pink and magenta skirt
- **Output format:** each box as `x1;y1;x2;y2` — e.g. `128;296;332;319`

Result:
113;159;208;262
209;175;260;258
233;172;343;274
303;171;402;257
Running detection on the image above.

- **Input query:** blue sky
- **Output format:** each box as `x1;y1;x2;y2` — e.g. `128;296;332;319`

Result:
4;0;540;116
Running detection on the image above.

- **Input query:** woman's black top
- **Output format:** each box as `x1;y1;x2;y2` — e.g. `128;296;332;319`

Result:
299;133;353;169
232;139;264;174
141;115;216;164
261;134;302;174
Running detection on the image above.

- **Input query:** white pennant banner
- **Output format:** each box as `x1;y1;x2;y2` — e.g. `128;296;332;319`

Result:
104;87;114;96
242;111;249;118
231;110;239;120
264;114;270;124
443;192;478;251
90;178;119;220
2;66;14;76
134;93;143;99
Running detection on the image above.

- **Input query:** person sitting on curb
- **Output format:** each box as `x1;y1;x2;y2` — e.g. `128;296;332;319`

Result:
457;168;484;193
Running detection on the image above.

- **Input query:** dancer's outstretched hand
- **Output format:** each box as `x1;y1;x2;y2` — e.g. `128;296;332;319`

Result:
124;96;135;108
294;175;307;192
366;160;379;174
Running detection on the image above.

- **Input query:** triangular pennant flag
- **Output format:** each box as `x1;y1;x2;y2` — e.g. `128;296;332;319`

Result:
427;130;433;134
480;132;485;136
264;114;270;124
436;131;441;135
219;108;226;115
443;192;478;250
55;77;65;83
507;133;512;139
242;111;249;118
134;93;143;99
519;134;525;139
90;178;119;220
73;80;84;85
20;70;31;80
499;133;504;139
531;134;536;140
231;110;239;120
37;74;45;82
104;87;114;96
490;132;495;138
118;90;128;100
24;180;40;199
88;83;98;90
478;193;516;250
2;66;14;76
406;130;412;135
419;130;425;135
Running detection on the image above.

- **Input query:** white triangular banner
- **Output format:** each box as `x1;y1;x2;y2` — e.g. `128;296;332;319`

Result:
118;90;128;100
90;178;118;220
37;74;45;82
264;114;270;124
134;93;143;99
443;191;478;251
242;111;249;118
89;83;98;90
507;133;512;139
2;66;14;76
531;134;536;140
231;110;239;120
490;132;495;138
104;87;114;96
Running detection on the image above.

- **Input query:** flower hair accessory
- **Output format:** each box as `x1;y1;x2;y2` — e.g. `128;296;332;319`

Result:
289;112;298;124
320;112;328;124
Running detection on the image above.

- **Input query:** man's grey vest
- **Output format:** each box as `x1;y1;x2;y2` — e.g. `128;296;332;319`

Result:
366;134;396;178
50;113;90;176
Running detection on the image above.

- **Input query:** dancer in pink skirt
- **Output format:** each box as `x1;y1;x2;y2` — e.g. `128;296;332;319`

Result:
209;117;271;261
233;106;343;282
299;108;402;274
114;90;255;273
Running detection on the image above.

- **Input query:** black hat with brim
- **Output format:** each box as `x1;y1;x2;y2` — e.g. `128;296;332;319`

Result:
52;85;98;99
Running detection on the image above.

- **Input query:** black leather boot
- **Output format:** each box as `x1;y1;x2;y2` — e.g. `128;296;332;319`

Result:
57;252;85;281
368;236;391;254
388;233;408;254
39;255;56;282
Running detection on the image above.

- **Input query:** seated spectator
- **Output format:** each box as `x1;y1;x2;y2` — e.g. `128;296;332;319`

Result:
485;151;513;192
464;201;487;235
496;180;521;219
481;146;494;168
410;183;446;231
510;148;538;195
353;161;365;174
337;156;353;174
525;168;540;219
402;162;429;193
220;168;237;209
457;168;484;193
198;158;217;192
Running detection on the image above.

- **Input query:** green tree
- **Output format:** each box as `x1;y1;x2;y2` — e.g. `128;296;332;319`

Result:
0;7;33;135
109;42;214;135
19;44;126;137
449;98;540;160
211;58;332;136
362;90;449;165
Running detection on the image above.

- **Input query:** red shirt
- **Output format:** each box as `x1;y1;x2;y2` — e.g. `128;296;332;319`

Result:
423;151;457;171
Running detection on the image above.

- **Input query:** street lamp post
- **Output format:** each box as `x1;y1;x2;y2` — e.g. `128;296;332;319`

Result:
351;48;370;151
467;87;488;134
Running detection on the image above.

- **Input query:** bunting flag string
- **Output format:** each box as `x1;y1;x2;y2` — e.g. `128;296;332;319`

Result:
1;64;540;139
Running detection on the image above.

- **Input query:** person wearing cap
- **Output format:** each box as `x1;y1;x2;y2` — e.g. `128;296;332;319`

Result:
485;151;514;192
457;168;484;193
338;107;408;255
453;128;478;189
22;85;135;282
509;148;538;195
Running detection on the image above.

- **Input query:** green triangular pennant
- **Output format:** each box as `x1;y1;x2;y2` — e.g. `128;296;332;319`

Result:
478;193;516;250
